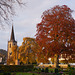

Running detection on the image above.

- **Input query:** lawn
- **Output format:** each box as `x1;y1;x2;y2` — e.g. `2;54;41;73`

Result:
14;72;58;75
0;73;3;75
16;72;39;75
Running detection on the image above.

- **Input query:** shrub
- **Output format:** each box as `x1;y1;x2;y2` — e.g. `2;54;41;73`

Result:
51;70;53;73
24;68;32;72
11;73;16;75
33;64;38;66
0;65;34;72
49;65;52;68
45;67;49;73
68;67;75;75
71;70;75;75
56;73;61;75
38;68;41;71
68;64;71;68
71;67;74;70
3;73;11;75
33;67;38;71
55;68;58;73
41;68;44;72
57;66;60;68
32;62;37;64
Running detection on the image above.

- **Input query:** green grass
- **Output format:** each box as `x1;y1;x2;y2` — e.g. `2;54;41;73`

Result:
48;69;55;73
0;73;3;75
16;72;39;75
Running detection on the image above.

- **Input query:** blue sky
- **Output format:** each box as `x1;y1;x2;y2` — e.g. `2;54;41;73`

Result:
0;0;75;50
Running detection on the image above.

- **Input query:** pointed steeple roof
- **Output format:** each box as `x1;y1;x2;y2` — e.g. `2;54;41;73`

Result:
10;25;15;41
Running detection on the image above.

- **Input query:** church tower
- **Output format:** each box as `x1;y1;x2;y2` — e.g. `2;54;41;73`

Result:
7;25;17;59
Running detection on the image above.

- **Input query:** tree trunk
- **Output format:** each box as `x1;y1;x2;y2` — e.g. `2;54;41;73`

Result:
54;54;59;68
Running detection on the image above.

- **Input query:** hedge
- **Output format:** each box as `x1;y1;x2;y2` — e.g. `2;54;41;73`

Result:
0;65;34;72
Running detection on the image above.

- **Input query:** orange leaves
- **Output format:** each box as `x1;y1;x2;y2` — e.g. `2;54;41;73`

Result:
11;45;18;61
19;37;40;64
36;5;75;61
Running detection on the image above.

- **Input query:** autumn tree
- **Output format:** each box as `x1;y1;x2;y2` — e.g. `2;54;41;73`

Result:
19;37;39;64
36;5;75;67
12;45;18;61
0;0;24;29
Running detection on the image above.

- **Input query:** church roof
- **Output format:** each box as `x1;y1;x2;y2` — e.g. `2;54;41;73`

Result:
10;25;15;41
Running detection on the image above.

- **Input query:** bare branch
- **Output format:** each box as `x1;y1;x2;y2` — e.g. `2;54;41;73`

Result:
0;0;25;29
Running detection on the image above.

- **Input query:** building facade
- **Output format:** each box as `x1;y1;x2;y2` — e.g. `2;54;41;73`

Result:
7;25;19;65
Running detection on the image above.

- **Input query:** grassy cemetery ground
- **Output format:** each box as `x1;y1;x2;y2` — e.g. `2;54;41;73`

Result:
0;64;75;75
17;65;74;75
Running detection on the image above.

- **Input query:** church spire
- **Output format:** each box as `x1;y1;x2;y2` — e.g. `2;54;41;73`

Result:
10;25;15;41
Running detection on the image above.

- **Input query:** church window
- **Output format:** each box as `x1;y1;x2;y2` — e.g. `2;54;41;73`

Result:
10;52;12;55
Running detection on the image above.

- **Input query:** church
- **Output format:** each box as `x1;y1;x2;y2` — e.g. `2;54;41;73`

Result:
7;25;75;65
7;25;19;65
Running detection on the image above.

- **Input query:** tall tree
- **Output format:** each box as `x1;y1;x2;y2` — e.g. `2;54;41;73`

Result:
36;5;75;67
12;45;18;61
19;37;39;64
0;0;24;29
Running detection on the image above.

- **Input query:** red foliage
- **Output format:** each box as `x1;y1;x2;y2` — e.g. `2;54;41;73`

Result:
36;5;75;59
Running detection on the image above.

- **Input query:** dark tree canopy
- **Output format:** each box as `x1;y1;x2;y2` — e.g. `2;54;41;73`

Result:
0;0;24;29
36;5;75;59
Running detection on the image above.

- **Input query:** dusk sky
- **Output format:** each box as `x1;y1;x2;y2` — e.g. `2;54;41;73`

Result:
0;0;75;50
